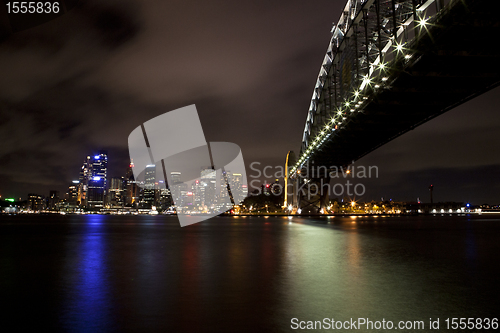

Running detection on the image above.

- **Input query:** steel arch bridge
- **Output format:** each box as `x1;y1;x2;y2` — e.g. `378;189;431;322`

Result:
285;0;500;213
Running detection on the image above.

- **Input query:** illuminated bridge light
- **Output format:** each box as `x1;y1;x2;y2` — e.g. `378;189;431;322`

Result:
405;54;412;59
382;77;388;81
417;17;428;27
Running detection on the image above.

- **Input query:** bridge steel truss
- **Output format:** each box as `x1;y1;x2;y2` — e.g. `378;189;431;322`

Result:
287;0;500;212
292;0;500;176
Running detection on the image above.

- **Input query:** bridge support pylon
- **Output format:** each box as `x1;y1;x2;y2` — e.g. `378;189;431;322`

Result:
296;176;330;215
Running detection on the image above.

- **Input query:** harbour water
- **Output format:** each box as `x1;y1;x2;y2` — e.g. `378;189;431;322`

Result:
1;214;499;332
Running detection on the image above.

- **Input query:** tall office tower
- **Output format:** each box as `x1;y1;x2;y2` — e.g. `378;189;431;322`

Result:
87;151;108;210
231;173;247;202
168;172;195;212
78;156;91;207
143;165;156;208
158;188;172;211
169;171;182;209
48;190;59;210
67;181;80;206
192;180;203;210
200;168;216;210
108;177;125;208
170;172;182;184
218;170;233;210
125;162;139;206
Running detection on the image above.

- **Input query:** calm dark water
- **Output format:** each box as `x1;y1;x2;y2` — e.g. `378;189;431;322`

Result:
1;214;499;332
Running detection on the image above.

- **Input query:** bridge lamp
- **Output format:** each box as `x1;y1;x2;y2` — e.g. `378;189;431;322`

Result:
378;62;386;70
395;43;404;52
417;17;428;27
354;90;360;97
375;84;380;88
405;54;412;59
382;77;388;81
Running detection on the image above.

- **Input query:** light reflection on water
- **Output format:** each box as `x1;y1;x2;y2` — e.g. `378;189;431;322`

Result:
62;214;113;332
0;214;499;332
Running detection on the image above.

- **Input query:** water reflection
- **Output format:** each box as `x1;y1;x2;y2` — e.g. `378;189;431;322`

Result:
61;215;113;332
1;214;499;332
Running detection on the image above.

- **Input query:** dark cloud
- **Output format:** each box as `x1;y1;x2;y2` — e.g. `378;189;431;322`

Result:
0;0;499;204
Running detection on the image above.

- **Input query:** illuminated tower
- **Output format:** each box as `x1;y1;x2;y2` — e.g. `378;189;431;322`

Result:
125;162;139;206
143;165;156;208
87;151;108;210
201;168;216;210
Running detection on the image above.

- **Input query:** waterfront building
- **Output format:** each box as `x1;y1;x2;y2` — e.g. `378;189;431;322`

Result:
75;151;108;210
67;181;80;206
142;165;156;208
27;193;44;212
108;177;125;208
125;163;139;207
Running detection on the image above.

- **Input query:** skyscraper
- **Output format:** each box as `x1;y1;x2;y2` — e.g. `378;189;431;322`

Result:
78;156;91;207
201;168;217;211
67;181;80;206
143;165;156;208
108;177;125;208
84;151;108;210
48;190;59;210
125;162;139;207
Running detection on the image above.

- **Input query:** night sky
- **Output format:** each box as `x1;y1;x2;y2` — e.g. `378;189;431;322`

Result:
1;0;499;204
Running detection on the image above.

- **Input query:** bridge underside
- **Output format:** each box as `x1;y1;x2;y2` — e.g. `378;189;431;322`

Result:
311;0;500;168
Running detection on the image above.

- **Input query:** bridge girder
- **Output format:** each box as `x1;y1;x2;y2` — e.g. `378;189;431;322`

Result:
293;0;500;176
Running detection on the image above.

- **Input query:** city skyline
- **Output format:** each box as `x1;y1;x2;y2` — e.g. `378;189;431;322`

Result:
11;150;250;214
